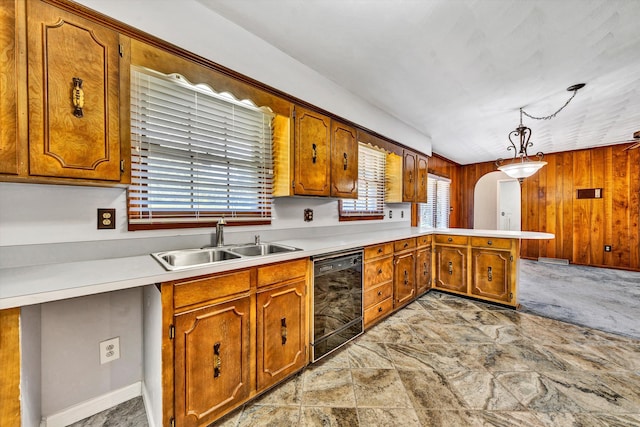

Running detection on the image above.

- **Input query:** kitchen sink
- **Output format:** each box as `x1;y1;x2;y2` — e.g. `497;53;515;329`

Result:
151;242;302;270
228;243;302;257
152;248;241;271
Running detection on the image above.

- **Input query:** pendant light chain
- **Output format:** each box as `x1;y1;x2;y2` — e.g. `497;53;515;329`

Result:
521;87;581;121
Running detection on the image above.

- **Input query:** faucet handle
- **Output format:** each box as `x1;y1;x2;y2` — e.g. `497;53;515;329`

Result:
218;217;227;226
254;234;261;245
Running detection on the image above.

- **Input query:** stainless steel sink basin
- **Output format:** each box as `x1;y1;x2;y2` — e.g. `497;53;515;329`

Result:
229;243;302;257
152;248;241;271
151;242;302;270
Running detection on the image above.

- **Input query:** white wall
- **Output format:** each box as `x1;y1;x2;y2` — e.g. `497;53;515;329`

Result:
474;171;512;229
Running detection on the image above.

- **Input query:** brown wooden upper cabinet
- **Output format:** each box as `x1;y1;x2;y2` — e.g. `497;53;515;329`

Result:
402;150;428;203
279;105;358;198
26;0;123;182
0;0;18;176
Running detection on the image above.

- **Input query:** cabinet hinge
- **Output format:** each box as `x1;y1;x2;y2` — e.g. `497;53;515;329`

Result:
120;159;125;173
119;44;124;57
169;324;175;340
292;107;296;119
510;255;514;262
291;180;295;189
509;292;513;301
170;417;175;427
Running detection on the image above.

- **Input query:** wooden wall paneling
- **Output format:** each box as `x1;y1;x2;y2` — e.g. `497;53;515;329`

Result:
572;150;592;265
589;148;606;266
609;146;628;267
542;155;557;259
560;152;574;261
629;148;640;270
0;308;21;426
604;147;615;267
0;0;19;175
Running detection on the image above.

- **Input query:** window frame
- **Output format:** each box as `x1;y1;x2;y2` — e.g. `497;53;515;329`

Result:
418;173;451;228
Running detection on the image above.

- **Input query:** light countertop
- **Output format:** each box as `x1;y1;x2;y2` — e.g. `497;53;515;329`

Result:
0;228;553;309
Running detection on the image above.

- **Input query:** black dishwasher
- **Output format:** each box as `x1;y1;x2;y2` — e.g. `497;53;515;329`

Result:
311;249;363;362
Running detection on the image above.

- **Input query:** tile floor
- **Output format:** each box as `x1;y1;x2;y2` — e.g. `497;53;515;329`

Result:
75;291;640;427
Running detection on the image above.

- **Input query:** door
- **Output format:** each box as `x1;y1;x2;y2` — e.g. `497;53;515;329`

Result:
27;1;121;180
294;106;331;196
471;249;512;303
256;279;306;390
402;150;416;202
330;121;358;198
434;245;467;293
415;246;432;296
174;296;250;427
394;251;416;307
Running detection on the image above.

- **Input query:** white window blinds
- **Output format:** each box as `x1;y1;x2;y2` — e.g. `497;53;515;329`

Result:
129;66;274;227
340;143;386;217
419;174;451;228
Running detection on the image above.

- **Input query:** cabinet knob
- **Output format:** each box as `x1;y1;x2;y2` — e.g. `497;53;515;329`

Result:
447;237;453;242
404;242;409;248
377;290;382;296
378;306;383;313
378;268;383;275
378;247;383;253
487;240;493;246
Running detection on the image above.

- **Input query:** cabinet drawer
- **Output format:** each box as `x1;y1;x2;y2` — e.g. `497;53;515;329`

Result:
470;237;513;250
434;235;469;246
364;258;393;289
394;238;416;252
173;269;252;309
257;258;308;287
364;243;394;260
364;297;393;327
364;282;393;308
417;235;432;247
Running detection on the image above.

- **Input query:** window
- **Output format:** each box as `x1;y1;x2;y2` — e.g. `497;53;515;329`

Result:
419;174;451;228
339;143;386;220
128;66;274;229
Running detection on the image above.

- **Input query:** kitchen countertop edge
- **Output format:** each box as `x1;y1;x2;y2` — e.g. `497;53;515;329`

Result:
0;227;553;309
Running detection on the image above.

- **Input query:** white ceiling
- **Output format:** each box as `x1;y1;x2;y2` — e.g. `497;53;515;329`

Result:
197;0;640;165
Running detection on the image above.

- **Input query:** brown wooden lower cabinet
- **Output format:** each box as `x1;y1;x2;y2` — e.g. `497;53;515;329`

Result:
434;245;467;293
173;296;251;427
363;242;394;328
393;250;416;308
256;279;306;390
471;248;513;304
415;245;432;296
163;258;308;427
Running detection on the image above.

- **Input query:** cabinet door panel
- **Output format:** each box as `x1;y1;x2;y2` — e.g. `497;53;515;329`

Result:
471;249;511;303
174;297;250;427
394;251;415;307
402;150;416;202
0;1;18;175
434;245;467;293
294;107;330;196
416;246;432;296
330;121;358;198
27;1;121;180
416;155;428;203
364;257;393;288
257;279;306;390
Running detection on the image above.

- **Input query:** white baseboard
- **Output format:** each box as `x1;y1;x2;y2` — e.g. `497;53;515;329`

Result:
141;382;158;427
41;382;142;427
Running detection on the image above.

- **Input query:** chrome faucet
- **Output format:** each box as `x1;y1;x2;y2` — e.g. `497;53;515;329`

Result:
254;234;261;245
215;217;227;247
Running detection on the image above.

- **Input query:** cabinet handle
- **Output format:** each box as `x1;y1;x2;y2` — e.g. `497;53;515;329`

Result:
378;306;383;313
423;262;428;276
281;317;288;345
487;240;493;246
312;143;317;164
377;290;382;296
377;247;383;253
404;270;409;285
343;153;348;170
488;266;493;282
213;342;221;378
448;261;453;275
409;170;413;183
404;242;409;248
72;77;85;118
378;268;383;275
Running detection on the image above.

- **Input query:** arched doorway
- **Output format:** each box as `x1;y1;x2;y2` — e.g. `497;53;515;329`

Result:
473;171;520;230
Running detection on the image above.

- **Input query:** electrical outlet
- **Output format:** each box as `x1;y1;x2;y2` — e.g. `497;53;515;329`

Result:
604;245;612;252
389;210;393;219
97;208;116;230
304;208;313;222
99;337;120;364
